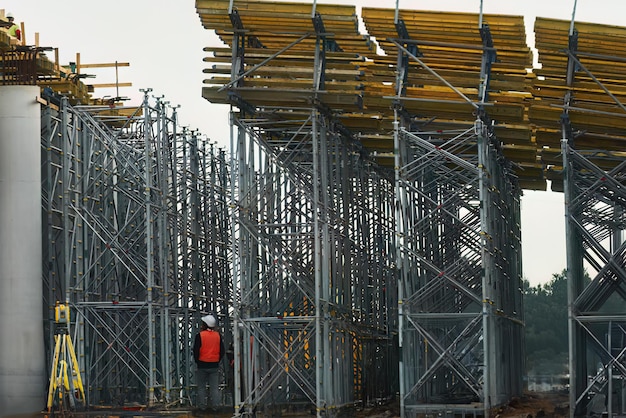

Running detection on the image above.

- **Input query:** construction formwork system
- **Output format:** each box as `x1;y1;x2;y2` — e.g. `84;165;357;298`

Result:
532;16;626;417
199;0;399;415
41;90;232;408
197;1;526;416
229;108;398;415
370;7;525;417
1;13;130;106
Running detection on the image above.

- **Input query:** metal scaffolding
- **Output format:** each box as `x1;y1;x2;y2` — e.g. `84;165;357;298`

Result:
562;142;626;417
229;100;398;416
41;91;232;408
392;119;523;417
18;1;625;415
388;9;525;416
551;15;626;417
199;1;526;416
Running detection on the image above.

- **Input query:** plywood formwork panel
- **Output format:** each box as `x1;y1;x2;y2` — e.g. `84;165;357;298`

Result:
200;1;626;191
361;8;532;67
196;0;374;54
532;16;626;175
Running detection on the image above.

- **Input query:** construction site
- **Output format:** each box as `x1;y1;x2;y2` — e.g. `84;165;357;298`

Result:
0;1;625;417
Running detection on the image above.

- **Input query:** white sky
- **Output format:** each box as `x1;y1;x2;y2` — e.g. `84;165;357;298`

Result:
6;0;619;286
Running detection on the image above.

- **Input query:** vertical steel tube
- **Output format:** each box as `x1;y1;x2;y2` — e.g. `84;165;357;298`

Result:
393;111;405;418
569;0;578;37
320;123;332;408
476;118;491;417
561;123;577;418
61;97;70;305
142;90;157;405
230;107;243;416
312;108;324;418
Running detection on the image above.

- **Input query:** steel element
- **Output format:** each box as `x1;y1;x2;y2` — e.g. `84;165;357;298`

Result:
562;139;626;417
392;119;523;417
41;92;232;408
220;6;398;416
561;26;626;417
225;19;398;416
392;15;524;418
229;106;398;416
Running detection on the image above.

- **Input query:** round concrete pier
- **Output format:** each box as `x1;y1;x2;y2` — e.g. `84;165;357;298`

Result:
0;85;45;416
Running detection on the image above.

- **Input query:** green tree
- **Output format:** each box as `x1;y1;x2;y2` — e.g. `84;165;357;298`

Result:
523;270;569;374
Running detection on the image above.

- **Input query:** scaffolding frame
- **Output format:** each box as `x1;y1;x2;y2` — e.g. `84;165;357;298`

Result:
558;23;626;418
392;118;523;417
208;2;526;417
391;26;524;414
225;13;399;415
41;92;232;408
2;0;620;414
229;98;398;418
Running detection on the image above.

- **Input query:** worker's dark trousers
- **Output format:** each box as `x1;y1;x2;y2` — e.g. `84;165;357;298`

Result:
197;367;220;409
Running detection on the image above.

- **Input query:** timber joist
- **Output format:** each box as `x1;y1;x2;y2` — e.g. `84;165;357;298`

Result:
196;0;372;53
197;0;626;191
361;7;532;68
532;16;626;178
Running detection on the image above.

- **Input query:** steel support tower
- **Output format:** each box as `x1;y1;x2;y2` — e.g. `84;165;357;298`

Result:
206;2;526;417
390;16;524;415
41;90;232;408
222;8;399;416
556;21;626;418
229;106;398;416
562;127;626;417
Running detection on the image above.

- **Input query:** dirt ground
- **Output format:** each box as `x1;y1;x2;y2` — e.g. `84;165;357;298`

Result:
353;391;569;418
24;392;569;418
493;392;569;418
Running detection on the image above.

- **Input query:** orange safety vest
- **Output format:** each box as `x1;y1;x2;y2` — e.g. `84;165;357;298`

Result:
198;330;221;362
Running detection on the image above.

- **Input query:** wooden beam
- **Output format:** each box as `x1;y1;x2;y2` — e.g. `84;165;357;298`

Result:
89;82;133;89
80;62;130;69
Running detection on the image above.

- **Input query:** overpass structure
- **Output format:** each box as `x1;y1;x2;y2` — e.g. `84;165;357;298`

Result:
0;2;625;417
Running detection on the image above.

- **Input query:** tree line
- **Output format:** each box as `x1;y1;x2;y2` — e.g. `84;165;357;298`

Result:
523;270;570;374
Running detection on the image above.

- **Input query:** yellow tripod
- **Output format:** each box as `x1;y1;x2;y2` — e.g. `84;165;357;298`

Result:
46;303;86;412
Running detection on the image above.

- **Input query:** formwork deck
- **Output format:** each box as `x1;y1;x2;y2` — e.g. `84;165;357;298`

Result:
197;0;626;191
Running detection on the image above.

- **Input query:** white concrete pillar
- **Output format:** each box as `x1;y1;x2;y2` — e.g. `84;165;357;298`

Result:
0;85;45;416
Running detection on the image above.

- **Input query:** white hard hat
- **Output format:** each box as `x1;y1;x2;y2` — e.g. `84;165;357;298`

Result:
202;314;217;328
6;13;14;19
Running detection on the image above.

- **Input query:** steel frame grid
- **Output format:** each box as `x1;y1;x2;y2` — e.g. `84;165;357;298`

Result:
555;17;626;416
229;104;398;417
392;120;524;417
215;2;525;417
390;11;524;418
223;9;399;417
41;92;233;408
562;143;626;417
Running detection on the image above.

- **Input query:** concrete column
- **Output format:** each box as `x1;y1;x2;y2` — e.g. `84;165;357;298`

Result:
0;85;45;416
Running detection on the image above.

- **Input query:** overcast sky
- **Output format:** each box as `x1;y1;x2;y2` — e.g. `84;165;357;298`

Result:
6;0;619;286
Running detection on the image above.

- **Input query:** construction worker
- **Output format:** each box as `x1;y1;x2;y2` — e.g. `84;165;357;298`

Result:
2;13;21;40
193;314;225;415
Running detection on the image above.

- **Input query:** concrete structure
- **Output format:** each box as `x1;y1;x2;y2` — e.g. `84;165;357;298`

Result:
0;85;45;415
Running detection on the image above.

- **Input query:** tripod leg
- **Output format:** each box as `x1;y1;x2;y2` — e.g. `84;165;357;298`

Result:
47;335;62;411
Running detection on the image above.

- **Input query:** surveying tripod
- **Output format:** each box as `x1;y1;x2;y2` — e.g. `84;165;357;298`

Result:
46;302;86;412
